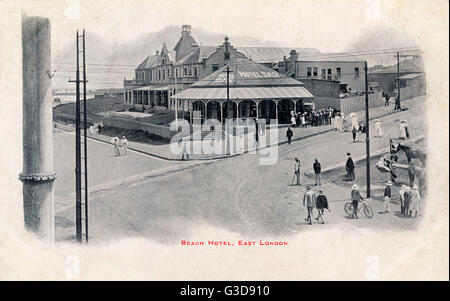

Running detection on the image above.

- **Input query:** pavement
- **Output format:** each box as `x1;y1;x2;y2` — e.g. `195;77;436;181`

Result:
53;95;427;243
55;96;423;161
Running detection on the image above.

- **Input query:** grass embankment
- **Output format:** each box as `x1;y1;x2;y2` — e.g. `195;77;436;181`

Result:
98;126;170;145
53;95;125;124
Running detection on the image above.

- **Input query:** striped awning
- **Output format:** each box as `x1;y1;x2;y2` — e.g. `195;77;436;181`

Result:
134;85;168;91
171;86;313;101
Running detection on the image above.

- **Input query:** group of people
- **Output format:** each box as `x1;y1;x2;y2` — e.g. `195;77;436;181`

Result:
290;107;335;128
302;186;329;224
398;183;421;217
111;136;128;156
292;158;322;186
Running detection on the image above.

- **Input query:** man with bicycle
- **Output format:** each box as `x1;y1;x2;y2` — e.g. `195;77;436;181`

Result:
351;184;364;219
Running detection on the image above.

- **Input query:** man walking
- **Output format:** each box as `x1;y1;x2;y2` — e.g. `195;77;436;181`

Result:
345;152;355;180
315;190;329;224
351;184;364;219
286;127;293;145
382;181;392;214
293;157;301;186
120;136;129;156
313;159;321;186
303;186;317;225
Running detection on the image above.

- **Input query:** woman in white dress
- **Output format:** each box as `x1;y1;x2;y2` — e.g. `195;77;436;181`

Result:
410;184;421;218
399;120;407;139
374;119;383;137
334;114;341;131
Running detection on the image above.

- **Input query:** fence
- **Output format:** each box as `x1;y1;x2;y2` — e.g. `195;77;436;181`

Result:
339;92;383;115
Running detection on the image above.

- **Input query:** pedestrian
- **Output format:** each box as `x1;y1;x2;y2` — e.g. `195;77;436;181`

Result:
301;113;306;127
384;93;390;106
286;127;293;144
399;120;409;139
120;136;128;155
345;152;355;180
313;158;321;186
382;181;393;214
374;119;383;137
89;125;94;135
342;113;348;131
291;114;296;127
315;190;329;224
403;185;412;217
351;184;364;219
352;126;357;143
410;184;421;218
357;123;363;142
334;113;340;131
292;157;301;186
303;186;317;225
111;136;120;156
399;185;406;216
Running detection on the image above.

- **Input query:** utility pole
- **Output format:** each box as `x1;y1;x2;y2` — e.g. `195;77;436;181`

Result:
395;52;401;110
20;16;56;242
82;30;89;243
69;30;88;243
226;65;231;155
364;61;371;198
175;71;178;129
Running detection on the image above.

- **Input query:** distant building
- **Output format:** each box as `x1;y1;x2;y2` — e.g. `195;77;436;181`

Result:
278;49;366;94
368;56;425;98
123;25;368;116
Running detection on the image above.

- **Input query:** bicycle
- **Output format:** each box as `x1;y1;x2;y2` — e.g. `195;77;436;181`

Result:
344;200;373;218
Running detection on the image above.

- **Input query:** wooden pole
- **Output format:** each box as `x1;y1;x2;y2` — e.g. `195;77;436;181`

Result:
20;16;56;241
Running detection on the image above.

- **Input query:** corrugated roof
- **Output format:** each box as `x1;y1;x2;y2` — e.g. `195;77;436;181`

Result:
238;47;320;63
192;57;305;88
134;85;168;91
171;86;313;100
399;73;424;80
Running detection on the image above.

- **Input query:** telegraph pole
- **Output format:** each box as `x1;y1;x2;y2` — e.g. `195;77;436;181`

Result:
74;31;82;242
364;61;371;198
82;30;89;243
69;30;88;243
395;52;401;110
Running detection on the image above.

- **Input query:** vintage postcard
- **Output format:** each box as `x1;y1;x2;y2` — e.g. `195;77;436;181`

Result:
0;0;448;282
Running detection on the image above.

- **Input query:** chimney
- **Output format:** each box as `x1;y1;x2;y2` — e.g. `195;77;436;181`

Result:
289;50;298;75
224;36;230;60
182;24;191;36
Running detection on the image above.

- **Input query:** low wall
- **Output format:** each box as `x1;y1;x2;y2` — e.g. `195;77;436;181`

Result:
340;92;383;115
102;115;176;140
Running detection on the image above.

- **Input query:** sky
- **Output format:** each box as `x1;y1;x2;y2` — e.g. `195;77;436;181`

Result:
15;0;416;54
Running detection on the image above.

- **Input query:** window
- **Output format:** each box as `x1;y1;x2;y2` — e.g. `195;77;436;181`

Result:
336;67;341;77
175;68;178;77
163;69;166;80
158;69;161;80
327;69;332;80
212;64;219;72
307;67;312;77
321;69;326;79
313;67;318;77
194;66;198;77
189;65;192;76
355;67;359;78
183;67;187;76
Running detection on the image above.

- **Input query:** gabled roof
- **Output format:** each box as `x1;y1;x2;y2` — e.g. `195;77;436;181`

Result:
191;57;306;88
136;55;159;70
174;46;217;66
